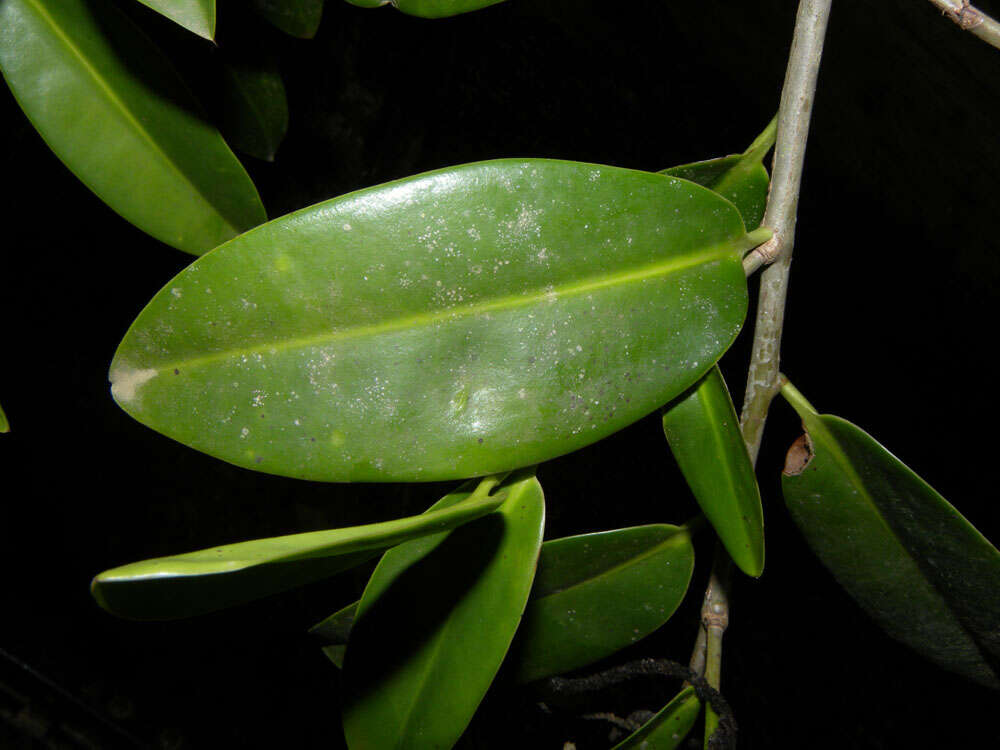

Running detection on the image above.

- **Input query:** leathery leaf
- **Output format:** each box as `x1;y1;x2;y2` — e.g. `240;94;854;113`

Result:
661;117;774;231
662;366;764;576
344;0;507;18
251;0;324;38
110;158;767;482
312;524;694;681
0;0;265;254
341;471;545;750
781;381;1000;689
91;475;507;620
0;401;9;433
613;686;701;749
134;0;215;39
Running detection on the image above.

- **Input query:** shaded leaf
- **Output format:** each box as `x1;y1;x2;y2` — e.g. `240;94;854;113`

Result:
661;117;775;230
134;0;215;39
0;0;265;254
251;0;324;38
662;366;764;576
218;56;289;162
345;0;506;19
341;471;545;750
91;475;507;620
781;381;1000;689
0;401;8;433
313;524;695;682
613;686;700;749
110;159;767;481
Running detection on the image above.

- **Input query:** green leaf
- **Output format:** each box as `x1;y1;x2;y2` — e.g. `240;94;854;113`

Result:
110;158;767;482
133;0;215;39
91;474;507;620
661;366;764;577
0;0;266;255
342;470;545;750
613;686;701;750
661;117;775;231
312;524;695;682
0;401;9;433
780;381;1000;689
251;0;324;38
218;56;289;162
344;0;507;18
510;524;695;683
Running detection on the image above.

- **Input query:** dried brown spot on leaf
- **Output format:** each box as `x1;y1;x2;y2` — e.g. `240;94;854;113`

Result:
783;433;814;476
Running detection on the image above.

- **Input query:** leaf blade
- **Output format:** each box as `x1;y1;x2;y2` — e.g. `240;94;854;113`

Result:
613;686;700;750
0;0;265;254
110;159;757;481
345;0;507;18
250;0;324;38
91;476;507;620
781;384;1000;688
218;56;289;162
341;471;545;750
662;366;764;576
133;0;215;39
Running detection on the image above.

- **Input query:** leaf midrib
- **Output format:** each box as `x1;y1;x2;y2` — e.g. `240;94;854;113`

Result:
129;240;744;376
24;0;239;236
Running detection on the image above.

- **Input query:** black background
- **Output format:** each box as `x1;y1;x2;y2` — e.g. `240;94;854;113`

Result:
2;0;1000;747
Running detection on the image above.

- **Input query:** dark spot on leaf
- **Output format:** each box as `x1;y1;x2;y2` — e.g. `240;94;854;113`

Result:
783;433;814;476
173;368;180;375
478;438;484;444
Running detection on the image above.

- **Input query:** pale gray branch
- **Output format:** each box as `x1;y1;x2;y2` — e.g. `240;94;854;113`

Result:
927;0;1000;51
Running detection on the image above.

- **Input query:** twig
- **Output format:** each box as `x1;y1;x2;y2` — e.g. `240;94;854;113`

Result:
927;0;1000;51
689;0;834;739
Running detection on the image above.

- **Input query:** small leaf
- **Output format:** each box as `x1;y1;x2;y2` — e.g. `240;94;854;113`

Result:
91;475;507;620
0;0;266;254
341;471;545;750
344;0;507;18
0;401;9;433
312;524;695;683
218;56;289;162
110;158;766;481
510;524;695;683
661;366;764;577
251;0;324;39
781;381;1000;689
613;686;700;750
661;117;775;230
133;0;215;39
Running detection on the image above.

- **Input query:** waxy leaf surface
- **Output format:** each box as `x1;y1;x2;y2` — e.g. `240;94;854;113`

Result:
613;686;700;749
251;0;324;38
313;524;694;681
662;156;769;231
344;0;506;18
134;0;215;39
111;159;760;482
218;57;289;162
91;478;506;620
0;401;8;433
510;524;695;683
781;385;1000;688
662;366;764;576
341;472;545;750
0;0;265;254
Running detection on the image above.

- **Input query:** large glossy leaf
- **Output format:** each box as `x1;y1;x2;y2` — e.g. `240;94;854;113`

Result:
613;686;700;750
510;524;695;683
313;524;695;680
0;0;266;255
251;0;324;38
661;366;764;577
218;56;289;162
0;401;8;433
781;382;1000;689
661;117;774;231
91;475;507;620
134;0;215;39
344;0;506;18
110;159;768;482
341;471;545;750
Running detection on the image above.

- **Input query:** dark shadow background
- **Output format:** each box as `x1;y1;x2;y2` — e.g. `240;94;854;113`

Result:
2;0;999;747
